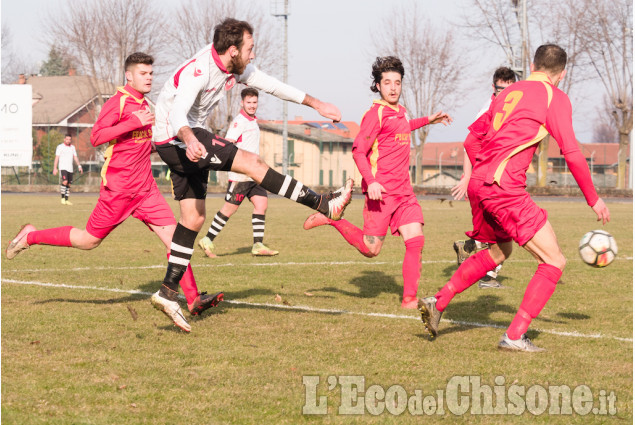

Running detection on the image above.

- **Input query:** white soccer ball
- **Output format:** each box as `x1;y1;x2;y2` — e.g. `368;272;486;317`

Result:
578;230;618;268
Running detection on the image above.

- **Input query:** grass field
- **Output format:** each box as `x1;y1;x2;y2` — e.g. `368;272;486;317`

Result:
1;192;632;424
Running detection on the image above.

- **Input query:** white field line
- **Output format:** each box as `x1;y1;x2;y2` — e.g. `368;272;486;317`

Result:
2;278;631;343
3;257;632;274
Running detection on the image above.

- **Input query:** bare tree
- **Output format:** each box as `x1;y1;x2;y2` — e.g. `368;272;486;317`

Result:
575;0;633;188
1;25;37;83
372;3;464;142
593;106;619;143
463;0;605;187
162;0;281;135
43;0;167;102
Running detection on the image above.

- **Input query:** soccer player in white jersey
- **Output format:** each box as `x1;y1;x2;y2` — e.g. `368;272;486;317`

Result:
450;67;516;288
198;88;279;257
53;134;83;205
151;18;353;330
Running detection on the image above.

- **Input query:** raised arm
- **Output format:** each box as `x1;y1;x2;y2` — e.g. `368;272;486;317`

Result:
547;93;609;224
241;65;341;122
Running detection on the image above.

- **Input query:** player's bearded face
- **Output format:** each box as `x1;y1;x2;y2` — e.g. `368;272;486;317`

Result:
229;33;255;75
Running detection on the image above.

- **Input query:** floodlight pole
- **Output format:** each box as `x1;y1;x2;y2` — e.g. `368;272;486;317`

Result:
510;0;528;80
271;0;290;175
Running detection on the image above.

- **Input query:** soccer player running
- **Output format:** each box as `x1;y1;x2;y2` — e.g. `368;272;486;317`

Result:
198;88;279;258
418;44;610;352
303;56;452;309
451;67;517;289
53;134;83;205
6;53;222;332
152;18;353;330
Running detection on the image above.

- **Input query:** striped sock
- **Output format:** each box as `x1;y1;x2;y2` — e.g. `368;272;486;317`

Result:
260;168;321;210
252;214;265;244
60;184;66;199
163;224;198;293
206;212;229;241
65;186;70;200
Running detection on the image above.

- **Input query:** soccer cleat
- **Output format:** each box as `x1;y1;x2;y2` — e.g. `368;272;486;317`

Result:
498;333;545;352
198;236;217;258
150;290;191;332
303;212;331;230
61;198;66;205
65;200;73;206
6;224;36;259
251;242;279;256
188;291;224;316
321;178;354;221
452;240;472;265
418;296;443;337
401;296;419;309
478;274;503;289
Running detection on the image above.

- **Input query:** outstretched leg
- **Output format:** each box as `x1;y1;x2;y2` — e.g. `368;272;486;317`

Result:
231;149;353;220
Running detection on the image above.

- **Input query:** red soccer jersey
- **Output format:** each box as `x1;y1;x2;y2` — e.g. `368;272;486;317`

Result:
91;85;154;192
471;72;598;206
353;100;428;194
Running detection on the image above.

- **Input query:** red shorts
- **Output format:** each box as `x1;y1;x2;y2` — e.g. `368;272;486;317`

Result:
466;179;547;246
362;193;424;237
86;183;176;239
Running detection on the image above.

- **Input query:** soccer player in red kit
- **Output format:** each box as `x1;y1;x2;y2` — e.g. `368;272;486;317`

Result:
451;67;517;289
303;56;452;308
418;44;610;351
6;53;221;332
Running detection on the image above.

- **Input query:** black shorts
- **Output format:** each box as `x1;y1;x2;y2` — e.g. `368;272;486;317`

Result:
225;181;267;205
156;128;237;200
60;170;73;184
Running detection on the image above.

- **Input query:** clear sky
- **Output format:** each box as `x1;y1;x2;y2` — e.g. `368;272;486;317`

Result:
1;0;602;143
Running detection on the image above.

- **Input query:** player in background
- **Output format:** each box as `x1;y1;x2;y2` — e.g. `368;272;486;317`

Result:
198;88;279;258
418;44;610;351
53;134;83;205
6;53;222;333
152;18;353;330
451;67;517;288
303;56;452;309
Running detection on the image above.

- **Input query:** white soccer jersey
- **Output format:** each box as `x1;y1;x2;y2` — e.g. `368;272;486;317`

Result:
154;43;305;147
55;143;77;172
226;110;260;182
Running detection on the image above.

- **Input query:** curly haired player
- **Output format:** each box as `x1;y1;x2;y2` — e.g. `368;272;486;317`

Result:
303;56;452;308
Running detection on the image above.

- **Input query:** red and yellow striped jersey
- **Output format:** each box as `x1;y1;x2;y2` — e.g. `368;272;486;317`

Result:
90;85;154;192
353;99;428;194
471;72;598;206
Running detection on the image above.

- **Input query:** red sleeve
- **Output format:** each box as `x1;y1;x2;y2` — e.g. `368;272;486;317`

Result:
463;110;492;165
463;132;482;166
352;108;381;186
546;92;598;206
409;116;429;131
90;96;143;147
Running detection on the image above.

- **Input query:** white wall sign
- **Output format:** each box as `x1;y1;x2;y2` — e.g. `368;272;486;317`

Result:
0;84;33;167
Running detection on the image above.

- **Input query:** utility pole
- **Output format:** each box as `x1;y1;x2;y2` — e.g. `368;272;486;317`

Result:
510;0;529;80
271;0;290;175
